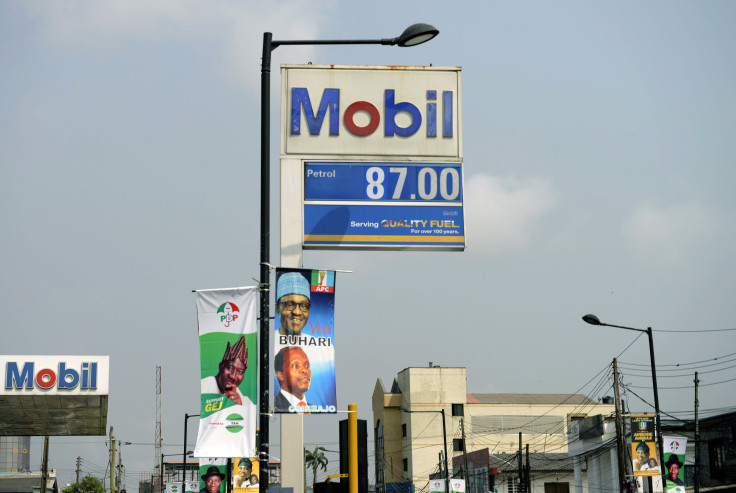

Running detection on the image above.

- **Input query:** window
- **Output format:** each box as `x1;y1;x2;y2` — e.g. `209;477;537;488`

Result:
452;404;464;417
709;439;725;480
402;423;407;437
453;438;464;452
507;478;520;493
544;483;569;493
403;458;408;472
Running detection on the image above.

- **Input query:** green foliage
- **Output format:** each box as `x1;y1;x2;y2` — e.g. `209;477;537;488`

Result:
304;447;329;486
62;476;105;493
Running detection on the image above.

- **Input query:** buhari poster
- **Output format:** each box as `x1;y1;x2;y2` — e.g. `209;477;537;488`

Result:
194;287;258;457
631;414;660;477
663;436;688;493
273;268;337;413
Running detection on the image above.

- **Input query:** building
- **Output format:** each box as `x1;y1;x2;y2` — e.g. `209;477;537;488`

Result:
373;366;615;493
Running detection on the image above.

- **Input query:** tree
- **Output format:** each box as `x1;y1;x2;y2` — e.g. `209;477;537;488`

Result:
304;447;329;486
62;476;105;493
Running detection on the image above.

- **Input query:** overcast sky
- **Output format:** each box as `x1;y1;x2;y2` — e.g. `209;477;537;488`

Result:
2;1;735;490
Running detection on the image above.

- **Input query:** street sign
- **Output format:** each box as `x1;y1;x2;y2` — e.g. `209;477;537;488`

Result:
303;161;465;250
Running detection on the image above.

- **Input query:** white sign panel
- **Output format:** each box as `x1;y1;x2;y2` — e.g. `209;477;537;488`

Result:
1;355;110;395
281;65;462;158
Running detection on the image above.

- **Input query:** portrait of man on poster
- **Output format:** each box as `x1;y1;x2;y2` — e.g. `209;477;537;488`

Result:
201;335;247;405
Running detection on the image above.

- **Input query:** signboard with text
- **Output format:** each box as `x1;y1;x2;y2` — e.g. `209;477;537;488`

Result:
304;161;464;249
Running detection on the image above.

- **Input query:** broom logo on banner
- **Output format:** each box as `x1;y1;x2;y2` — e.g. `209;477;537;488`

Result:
217;302;240;328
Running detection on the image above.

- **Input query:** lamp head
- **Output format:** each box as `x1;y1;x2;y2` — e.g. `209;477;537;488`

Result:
582;314;602;326
397;23;439;47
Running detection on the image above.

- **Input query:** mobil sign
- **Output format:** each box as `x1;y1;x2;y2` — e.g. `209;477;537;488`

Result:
1;355;109;395
281;65;462;158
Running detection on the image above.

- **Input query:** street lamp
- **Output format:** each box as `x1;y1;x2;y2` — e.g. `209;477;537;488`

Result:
159;452;193;493
582;314;666;491
400;406;449;493
183;413;200;483
258;24;439;493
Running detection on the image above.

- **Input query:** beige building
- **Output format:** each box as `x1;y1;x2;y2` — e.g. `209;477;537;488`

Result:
373;366;616;493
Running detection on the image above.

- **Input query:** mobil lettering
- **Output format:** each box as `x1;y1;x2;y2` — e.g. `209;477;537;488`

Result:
5;361;98;390
290;88;453;138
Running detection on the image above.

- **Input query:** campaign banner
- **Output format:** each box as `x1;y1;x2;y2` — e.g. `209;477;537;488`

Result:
198;458;227;493
166;483;183;493
631;414;660;476
232;457;261;491
194;287;258;458
273;268;337;413
429;480;445;493
663;436;687;493
185;481;199;493
450;479;465;493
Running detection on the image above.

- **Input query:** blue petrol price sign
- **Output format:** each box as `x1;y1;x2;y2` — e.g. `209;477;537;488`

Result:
304;162;465;250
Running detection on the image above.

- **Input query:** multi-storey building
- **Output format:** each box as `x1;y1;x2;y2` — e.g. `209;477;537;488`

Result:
373;366;615;493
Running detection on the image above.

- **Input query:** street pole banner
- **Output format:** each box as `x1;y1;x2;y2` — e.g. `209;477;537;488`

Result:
166;483;182;493
450;479;465;493
232;457;261;491
273;268;337;413
631;414;660;476
429;480;445;493
662;436;688;493
198;458;227;493
194;287;258;458
185;481;199;493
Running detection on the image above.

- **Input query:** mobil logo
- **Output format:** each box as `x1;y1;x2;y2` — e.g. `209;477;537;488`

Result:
5;361;98;391
290;87;454;138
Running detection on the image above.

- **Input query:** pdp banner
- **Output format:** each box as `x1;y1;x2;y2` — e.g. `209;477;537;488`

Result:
663;436;688;493
198;458;227;493
631;414;660;476
194;287;258;458
429;480;446;493
273;268;336;413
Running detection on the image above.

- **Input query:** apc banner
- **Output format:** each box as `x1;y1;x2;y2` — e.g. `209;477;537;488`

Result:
663;436;688;493
273;268;336;413
631;414;660;476
194;287;258;458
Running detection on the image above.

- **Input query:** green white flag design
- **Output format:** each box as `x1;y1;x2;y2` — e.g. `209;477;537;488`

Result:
429;480;446;493
450;479;465;493
663;436;688;493
194;287;258;458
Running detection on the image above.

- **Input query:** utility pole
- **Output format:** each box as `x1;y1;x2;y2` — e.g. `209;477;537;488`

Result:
525;444;530;493
110;428;116;493
518;433;523;493
613;359;626;491
76;456;81;485
694;372;700;493
40;436;49;493
460;418;469;486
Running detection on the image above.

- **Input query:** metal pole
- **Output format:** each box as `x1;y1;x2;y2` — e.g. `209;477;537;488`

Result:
259;31;273;493
646;328;666;493
441;409;449;493
349;404;358;493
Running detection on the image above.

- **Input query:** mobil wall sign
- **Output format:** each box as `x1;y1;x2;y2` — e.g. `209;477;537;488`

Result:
281;65;462;158
2;355;109;395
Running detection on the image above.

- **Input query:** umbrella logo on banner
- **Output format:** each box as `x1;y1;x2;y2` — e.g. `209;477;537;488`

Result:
217;302;240;327
225;413;244;433
668;441;680;451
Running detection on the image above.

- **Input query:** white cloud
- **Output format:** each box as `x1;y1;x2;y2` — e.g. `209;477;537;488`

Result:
464;173;557;254
622;200;719;265
22;0;336;89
